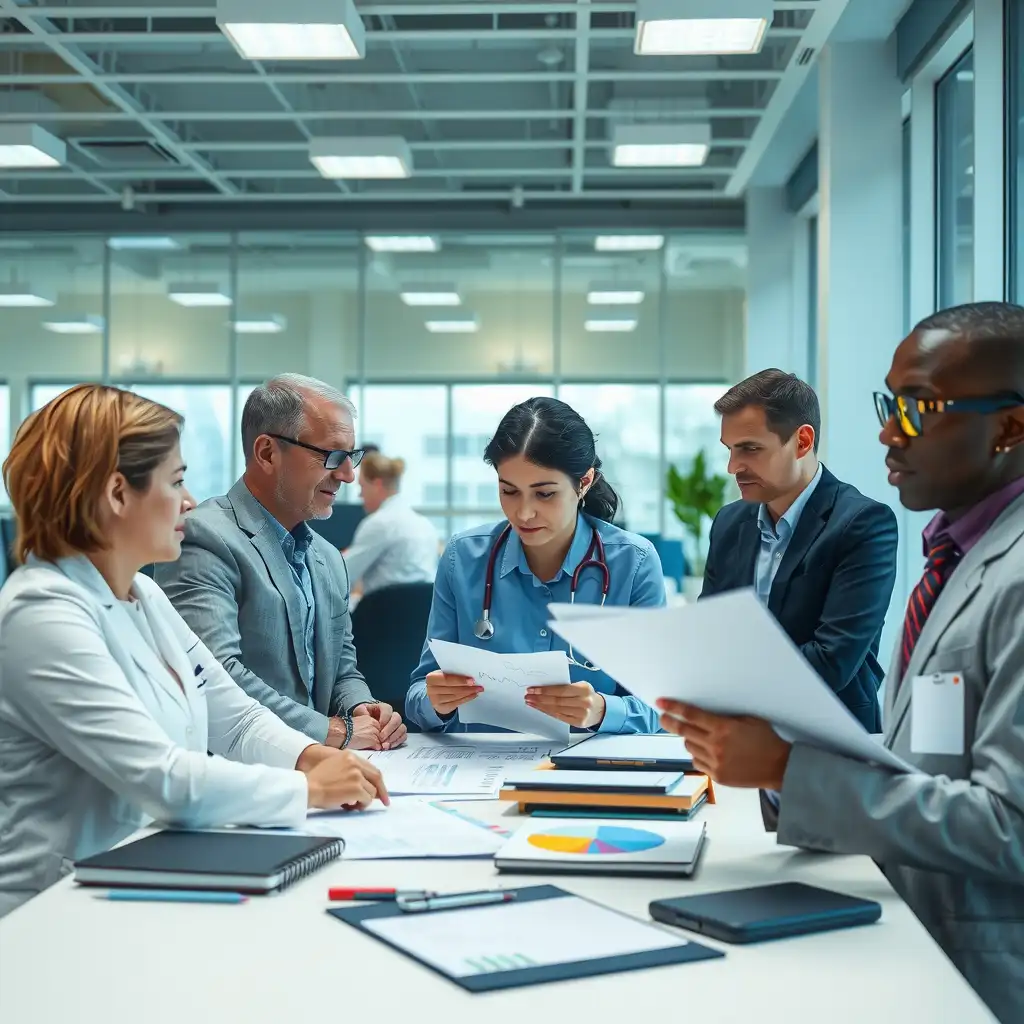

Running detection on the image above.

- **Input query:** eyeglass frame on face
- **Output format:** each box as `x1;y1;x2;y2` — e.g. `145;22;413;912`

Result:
873;391;1024;438
266;433;367;471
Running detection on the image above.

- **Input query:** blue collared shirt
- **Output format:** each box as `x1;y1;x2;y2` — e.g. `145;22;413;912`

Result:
259;506;317;702
754;465;823;605
406;513;666;735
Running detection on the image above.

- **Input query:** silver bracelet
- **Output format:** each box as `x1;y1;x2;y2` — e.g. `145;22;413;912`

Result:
339;711;355;749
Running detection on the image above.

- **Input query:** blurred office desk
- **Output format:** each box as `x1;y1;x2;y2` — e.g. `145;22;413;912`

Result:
0;786;996;1024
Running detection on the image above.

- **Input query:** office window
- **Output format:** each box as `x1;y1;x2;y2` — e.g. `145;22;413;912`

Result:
476;483;495;506
1010;0;1024;301
902;117;912;330
450;384;554;502
360;385;448;509
936;48;975;308
30;383;73;412
558;384;661;534
663;384;732;561
807;216;819;390
0;384;10;506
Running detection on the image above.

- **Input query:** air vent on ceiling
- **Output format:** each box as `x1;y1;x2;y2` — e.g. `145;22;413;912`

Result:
77;139;180;168
797;47;817;67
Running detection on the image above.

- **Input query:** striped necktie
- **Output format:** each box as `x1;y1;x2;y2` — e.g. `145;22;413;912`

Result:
901;536;960;670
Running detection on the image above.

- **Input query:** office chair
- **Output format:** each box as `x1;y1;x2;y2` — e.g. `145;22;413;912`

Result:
350;582;434;731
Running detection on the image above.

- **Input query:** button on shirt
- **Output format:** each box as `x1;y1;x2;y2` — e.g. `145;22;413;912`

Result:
754;465;824;604
405;513;667;734
261;509;317;701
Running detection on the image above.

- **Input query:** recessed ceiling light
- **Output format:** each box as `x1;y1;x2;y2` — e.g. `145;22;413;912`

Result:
635;0;772;56
0;284;55;307
107;236;182;251
426;315;480;333
612;123;711;167
310;137;412;179
216;0;366;60
167;282;232;307
401;284;461;307
365;235;439;253
585;318;638;332
43;315;105;334
0;124;66;169
587;283;645;305
230;315;287;334
594;235;665;252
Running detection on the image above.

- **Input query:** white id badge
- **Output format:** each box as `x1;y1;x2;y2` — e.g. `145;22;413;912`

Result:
911;672;966;756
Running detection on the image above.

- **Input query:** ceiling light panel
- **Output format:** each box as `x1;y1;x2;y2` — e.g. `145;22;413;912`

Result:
310;137;412;179
594;235;665;252
401;284;461;307
43;315;105;334
167;282;232;307
0;124;66;169
635;0;772;56
365;236;439;253
612;123;712;167
587;284;646;305
425;314;479;333
0;284;55;307
585;318;639;333
107;236;182;251
217;0;366;60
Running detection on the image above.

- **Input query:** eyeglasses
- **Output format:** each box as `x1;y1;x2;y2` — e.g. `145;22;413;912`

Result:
873;391;1024;438
268;434;366;470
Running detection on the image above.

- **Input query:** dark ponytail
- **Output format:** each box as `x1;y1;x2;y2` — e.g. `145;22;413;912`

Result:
483;397;620;523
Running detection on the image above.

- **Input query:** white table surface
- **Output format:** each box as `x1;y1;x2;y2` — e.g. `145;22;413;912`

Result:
0;752;997;1024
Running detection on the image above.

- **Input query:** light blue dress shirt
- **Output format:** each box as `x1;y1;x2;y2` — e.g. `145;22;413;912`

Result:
754;465;823;605
259;507;317;702
406;513;666;735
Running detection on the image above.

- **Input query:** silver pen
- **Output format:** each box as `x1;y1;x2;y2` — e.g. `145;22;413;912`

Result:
397;891;517;914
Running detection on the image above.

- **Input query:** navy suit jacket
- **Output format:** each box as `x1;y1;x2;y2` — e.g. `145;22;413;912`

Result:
700;466;899;733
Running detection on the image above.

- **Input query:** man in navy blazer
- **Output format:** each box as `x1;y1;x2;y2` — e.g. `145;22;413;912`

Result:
701;370;899;739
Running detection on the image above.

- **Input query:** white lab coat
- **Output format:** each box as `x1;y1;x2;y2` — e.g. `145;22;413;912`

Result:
344;495;440;597
0;555;311;917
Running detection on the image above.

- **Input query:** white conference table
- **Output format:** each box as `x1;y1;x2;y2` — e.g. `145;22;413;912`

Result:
0;761;997;1024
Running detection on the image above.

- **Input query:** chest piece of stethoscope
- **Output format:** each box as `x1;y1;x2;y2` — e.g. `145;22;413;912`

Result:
474;613;495;640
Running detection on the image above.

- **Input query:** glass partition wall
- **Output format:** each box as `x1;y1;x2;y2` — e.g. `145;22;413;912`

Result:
2;231;746;546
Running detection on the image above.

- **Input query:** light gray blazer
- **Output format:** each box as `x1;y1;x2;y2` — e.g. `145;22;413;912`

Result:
0;557;310;918
155;480;374;743
777;493;1024;1024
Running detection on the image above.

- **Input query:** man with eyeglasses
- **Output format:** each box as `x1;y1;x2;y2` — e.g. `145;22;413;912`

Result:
157;374;407;752
657;302;1024;1022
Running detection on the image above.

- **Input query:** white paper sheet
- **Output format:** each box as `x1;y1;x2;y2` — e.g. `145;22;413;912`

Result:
502;769;685;791
299;798;505;859
363;894;690;977
363;735;558;797
548;589;917;774
427;639;572;741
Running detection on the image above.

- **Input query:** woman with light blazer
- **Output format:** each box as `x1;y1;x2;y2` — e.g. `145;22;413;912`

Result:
0;385;388;916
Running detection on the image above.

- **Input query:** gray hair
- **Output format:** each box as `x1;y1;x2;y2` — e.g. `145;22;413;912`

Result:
241;373;356;464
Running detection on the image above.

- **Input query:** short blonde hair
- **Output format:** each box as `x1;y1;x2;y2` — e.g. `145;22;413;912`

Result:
2;384;183;564
361;451;406;489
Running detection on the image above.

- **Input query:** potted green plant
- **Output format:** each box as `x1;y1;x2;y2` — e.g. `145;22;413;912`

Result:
666;450;729;600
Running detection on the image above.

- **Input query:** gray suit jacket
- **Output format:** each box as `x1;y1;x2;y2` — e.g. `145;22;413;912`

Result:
155;480;373;743
777;493;1024;1024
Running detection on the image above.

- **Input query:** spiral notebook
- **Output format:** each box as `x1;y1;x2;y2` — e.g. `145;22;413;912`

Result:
74;831;343;894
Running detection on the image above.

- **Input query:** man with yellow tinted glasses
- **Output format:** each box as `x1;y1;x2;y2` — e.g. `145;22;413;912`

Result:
657;301;1024;1023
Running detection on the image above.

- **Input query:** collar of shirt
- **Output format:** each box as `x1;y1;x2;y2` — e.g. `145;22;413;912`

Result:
922;475;1024;558
499;511;594;588
246;485;313;563
756;463;824;541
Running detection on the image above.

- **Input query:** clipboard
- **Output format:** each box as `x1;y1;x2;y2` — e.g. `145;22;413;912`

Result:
328;884;723;992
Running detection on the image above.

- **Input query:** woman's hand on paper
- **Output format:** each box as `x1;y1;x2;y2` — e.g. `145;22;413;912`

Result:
526;683;606;730
657;699;791;790
425;671;484;716
302;749;390;810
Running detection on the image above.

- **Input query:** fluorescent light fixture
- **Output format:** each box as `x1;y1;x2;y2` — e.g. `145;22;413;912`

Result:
0;284;55;307
365;235;439;253
0;123;66;169
425;314;479;333
217;0;365;60
401;284;461;307
594;235;665;252
635;0;772;55
612;123;711;167
230;315;287;334
310;137;412;179
107;236;182;251
43;315;105;334
167;282;232;307
585;318;638;333
587;283;645;305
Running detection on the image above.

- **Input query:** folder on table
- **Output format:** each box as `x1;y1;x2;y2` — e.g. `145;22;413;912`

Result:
328;883;722;992
552;733;695;772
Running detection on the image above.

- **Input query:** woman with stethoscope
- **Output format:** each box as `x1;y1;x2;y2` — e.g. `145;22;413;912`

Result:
404;397;666;735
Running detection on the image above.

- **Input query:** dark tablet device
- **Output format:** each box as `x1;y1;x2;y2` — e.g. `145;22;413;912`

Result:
649;881;881;944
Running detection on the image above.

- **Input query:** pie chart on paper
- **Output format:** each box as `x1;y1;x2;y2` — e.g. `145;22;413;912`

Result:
527;825;665;856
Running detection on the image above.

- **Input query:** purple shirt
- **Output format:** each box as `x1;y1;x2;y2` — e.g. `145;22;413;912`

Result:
922;477;1024;557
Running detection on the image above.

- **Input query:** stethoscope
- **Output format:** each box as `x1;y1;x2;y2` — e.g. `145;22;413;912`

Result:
473;522;610;671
